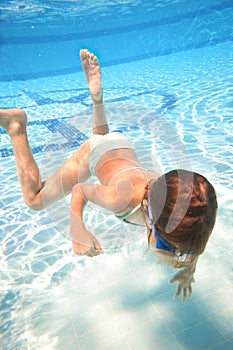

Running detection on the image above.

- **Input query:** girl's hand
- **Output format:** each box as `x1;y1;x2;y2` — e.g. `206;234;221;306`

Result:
169;268;195;302
72;230;104;257
169;257;198;302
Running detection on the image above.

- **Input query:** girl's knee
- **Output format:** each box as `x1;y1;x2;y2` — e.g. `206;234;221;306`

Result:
24;197;44;211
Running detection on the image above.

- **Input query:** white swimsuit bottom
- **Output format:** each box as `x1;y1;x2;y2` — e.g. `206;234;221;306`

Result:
89;132;133;176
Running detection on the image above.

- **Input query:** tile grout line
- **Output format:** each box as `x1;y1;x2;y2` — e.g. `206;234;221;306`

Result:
62;285;82;350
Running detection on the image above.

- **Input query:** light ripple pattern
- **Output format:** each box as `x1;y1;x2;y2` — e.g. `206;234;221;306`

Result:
0;42;233;349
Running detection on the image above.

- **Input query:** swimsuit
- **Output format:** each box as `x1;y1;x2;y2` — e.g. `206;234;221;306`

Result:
89;132;133;176
115;203;142;223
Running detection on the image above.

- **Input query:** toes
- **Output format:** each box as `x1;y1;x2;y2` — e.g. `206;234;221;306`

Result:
90;55;99;66
80;49;88;60
93;56;98;64
80;49;99;66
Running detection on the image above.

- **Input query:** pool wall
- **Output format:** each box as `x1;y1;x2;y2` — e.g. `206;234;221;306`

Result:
0;0;232;81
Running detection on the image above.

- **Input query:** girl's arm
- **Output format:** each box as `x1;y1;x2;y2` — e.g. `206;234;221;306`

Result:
70;183;103;256
70;181;130;256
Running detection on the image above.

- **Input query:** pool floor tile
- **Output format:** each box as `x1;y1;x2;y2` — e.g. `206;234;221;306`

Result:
207;339;233;350
210;308;233;339
110;289;160;333
70;300;115;338
175;319;225;350
194;286;233;318
123;318;172;350
100;338;130;350
77;318;122;350
159;301;207;334
149;336;183;350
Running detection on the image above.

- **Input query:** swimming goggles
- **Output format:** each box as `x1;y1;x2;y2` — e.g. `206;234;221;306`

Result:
147;199;196;256
147;200;177;253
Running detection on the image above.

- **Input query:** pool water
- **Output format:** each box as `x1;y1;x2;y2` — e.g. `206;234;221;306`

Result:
0;1;233;349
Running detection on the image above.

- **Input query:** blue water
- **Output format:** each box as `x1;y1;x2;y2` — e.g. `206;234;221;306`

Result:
0;1;233;349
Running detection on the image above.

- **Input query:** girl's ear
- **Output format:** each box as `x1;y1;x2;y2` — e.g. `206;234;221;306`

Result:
142;198;148;209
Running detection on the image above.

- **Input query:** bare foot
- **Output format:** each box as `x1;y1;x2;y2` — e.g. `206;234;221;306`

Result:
80;49;103;103
0;109;27;136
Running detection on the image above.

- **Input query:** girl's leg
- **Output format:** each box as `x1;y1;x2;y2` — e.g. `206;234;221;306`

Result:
80;49;109;135
0;50;108;210
0;108;43;209
0;108;91;210
42;50;111;207
41;50;110;207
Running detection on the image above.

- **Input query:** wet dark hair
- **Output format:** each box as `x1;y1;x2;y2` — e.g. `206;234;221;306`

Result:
148;169;218;256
